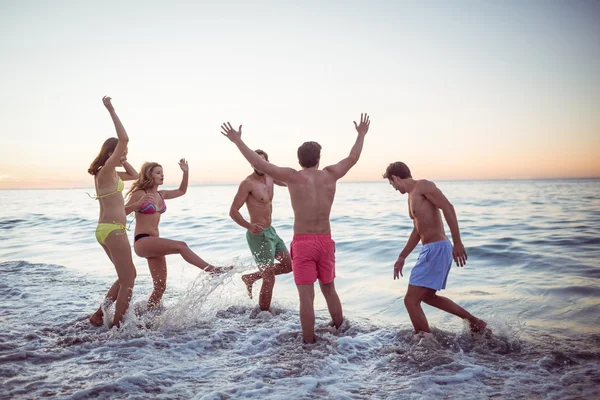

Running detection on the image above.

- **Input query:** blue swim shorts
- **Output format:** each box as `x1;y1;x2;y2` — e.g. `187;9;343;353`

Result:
409;240;453;291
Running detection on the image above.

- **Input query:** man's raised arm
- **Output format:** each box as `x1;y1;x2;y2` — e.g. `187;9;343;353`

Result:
325;113;370;180
221;122;300;184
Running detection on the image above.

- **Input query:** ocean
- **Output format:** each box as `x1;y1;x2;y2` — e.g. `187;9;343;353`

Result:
1;180;599;399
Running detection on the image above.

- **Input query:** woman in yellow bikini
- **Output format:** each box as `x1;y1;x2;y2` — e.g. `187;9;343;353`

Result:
125;159;232;309
88;96;149;327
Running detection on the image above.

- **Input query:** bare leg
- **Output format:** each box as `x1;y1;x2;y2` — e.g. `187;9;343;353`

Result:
147;256;167;309
258;272;275;311
90;243;129;326
241;271;262;299
423;293;487;332
258;251;292;310
319;280;343;329
103;231;137;328
404;285;435;333
135;237;231;273
296;284;316;343
243;250;293;304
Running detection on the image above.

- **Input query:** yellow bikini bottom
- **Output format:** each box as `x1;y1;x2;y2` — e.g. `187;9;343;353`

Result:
95;223;127;245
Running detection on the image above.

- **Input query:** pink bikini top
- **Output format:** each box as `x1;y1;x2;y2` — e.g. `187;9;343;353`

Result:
138;191;167;214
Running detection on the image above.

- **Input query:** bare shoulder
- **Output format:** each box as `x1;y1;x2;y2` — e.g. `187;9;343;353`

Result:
128;190;144;201
320;168;340;182
240;177;254;190
416;179;437;192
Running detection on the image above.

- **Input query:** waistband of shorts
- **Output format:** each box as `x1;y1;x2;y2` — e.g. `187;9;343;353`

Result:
248;225;274;236
292;233;332;241
422;239;452;249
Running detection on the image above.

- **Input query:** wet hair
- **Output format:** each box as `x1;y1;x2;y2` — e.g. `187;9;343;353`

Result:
255;149;269;161
88;137;118;176
127;162;162;198
383;162;412;180
297;141;321;168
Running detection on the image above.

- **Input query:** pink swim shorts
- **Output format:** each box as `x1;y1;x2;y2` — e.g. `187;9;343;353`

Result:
290;234;336;285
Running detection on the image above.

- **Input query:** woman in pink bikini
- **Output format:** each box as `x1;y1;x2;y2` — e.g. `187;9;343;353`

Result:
125;159;231;308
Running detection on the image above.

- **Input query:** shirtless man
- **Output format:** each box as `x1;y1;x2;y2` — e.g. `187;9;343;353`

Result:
221;114;370;344
383;161;487;334
229;149;292;311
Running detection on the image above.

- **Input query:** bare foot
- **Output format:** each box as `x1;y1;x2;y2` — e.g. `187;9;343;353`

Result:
303;336;317;345
241;274;254;299
469;318;488;334
89;310;104;327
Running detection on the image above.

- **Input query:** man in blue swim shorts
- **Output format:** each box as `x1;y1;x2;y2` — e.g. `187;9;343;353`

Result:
384;161;488;334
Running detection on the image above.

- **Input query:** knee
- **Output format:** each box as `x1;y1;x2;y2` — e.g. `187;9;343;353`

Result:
282;258;293;272
320;282;335;295
176;241;188;252
422;293;437;304
120;273;136;289
404;294;421;307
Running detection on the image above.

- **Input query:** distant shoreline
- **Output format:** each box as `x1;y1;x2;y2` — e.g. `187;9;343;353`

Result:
1;177;599;191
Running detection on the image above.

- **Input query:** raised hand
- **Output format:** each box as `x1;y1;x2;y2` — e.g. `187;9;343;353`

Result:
452;241;467;267
178;158;189;173
102;96;115;112
136;193;155;210
393;256;405;280
119;153;127;166
220;122;243;144
353;113;370;136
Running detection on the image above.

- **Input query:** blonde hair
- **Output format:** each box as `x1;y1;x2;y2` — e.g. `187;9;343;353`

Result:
127;162;162;199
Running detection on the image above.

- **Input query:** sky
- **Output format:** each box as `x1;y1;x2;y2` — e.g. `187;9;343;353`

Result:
1;0;599;189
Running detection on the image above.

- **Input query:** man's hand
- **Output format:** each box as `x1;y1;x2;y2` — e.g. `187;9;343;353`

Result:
353;113;370;136
102;96;115;112
248;223;264;235
178;158;189;173
452;241;467;267
394;256;405;280
221;122;243;144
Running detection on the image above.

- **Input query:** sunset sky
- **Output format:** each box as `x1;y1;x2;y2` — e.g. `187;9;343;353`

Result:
1;1;599;189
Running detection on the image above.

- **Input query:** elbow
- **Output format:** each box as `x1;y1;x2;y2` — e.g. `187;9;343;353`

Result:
442;204;455;214
229;209;236;219
349;154;359;165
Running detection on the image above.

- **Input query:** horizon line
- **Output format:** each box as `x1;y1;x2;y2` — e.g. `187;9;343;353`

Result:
1;176;599;190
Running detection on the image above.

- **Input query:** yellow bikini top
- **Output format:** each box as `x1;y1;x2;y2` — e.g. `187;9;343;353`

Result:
89;176;124;200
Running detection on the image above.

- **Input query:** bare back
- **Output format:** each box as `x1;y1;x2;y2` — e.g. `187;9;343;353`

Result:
408;180;448;244
245;175;275;228
288;169;337;234
95;169;126;225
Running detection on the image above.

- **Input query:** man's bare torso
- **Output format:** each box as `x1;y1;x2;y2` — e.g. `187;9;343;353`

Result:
408;180;448;244
288;169;336;235
244;174;274;228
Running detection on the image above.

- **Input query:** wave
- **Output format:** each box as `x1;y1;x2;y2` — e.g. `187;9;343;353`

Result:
1;261;600;399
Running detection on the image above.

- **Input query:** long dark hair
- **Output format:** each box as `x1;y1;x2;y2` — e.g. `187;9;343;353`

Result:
88;137;118;176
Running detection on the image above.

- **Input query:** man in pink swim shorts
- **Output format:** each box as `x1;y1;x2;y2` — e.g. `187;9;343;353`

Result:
221;113;371;344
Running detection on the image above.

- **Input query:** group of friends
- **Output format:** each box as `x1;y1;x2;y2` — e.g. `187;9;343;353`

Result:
89;96;487;344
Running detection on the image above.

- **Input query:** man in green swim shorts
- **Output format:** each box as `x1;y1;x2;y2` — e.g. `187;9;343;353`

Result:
229;149;293;311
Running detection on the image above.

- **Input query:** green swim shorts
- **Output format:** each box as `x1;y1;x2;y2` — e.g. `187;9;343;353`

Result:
246;226;288;266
